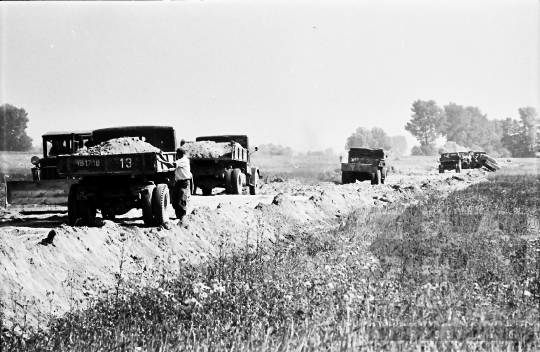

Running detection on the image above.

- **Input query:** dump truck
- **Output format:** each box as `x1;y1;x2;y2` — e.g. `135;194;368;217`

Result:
56;126;179;226
184;135;260;196
438;152;464;173
341;148;388;185
469;151;500;171
458;151;473;170
469;151;486;169
5;130;93;210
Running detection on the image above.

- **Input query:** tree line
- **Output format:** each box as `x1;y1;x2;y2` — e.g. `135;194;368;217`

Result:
405;100;539;157
0;104;33;151
345;127;408;156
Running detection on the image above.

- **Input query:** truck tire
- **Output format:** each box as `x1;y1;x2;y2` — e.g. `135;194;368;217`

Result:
79;200;96;226
102;210;116;221
372;170;381;185
342;172;351;184
381;169;387;184
439;166;443;174
231;168;242;195
153;184;169;226
142;185;155;226
249;171;258;195
224;169;232;194
202;187;213;196
68;184;79;226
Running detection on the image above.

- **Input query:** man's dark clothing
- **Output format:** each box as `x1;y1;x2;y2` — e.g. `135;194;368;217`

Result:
171;179;190;220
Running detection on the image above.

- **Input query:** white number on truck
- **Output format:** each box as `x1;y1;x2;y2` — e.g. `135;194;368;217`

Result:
76;160;100;167
120;158;132;168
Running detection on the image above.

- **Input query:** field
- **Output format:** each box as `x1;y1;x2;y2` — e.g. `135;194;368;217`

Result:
1;152;540;350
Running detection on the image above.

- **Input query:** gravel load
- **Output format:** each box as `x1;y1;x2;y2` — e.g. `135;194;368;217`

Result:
183;141;239;159
75;137;161;155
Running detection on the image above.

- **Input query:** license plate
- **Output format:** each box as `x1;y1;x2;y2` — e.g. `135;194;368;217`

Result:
75;159;101;167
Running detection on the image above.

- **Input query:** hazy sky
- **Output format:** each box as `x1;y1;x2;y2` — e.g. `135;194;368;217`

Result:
1;0;539;153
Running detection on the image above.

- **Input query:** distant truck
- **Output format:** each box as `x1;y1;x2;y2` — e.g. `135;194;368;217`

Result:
341;148;388;185
468;151;500;172
469;151;486;169
438;152;464;173
186;135;260;196
458;151;473;170
5;130;93;209
56;126;178;226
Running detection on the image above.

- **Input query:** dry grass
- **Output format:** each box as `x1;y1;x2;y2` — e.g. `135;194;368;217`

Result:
2;172;540;350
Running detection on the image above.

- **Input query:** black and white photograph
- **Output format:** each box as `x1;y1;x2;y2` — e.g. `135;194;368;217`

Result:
1;0;539;350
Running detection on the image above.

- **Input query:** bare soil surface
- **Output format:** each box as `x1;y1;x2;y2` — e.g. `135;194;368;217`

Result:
0;169;490;327
75;137;160;155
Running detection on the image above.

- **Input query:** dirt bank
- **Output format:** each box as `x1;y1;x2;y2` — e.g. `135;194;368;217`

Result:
0;169;489;328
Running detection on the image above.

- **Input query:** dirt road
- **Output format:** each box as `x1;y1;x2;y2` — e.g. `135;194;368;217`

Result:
0;169;489;327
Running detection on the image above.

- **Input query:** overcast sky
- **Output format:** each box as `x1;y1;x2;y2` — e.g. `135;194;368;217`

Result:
1;0;539;153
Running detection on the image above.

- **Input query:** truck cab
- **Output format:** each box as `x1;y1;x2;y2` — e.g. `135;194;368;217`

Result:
5;130;92;210
31;130;93;180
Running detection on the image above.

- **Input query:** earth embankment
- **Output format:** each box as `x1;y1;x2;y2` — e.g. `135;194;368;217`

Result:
0;169;489;327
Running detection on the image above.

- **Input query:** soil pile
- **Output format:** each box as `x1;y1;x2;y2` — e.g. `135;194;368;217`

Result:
184;141;239;159
75;138;161;155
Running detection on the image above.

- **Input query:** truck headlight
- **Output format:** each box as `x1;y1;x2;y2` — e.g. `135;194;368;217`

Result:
31;156;40;165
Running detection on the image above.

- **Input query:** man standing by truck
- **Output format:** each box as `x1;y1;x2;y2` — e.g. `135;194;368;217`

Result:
158;147;193;224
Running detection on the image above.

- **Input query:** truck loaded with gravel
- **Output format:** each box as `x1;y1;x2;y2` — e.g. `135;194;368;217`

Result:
341;148;388;185
183;135;260;196
56;126;178;226
438;152;464;173
5;130;93;210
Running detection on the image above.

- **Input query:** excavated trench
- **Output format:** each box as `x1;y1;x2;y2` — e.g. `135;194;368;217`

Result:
0;169;490;327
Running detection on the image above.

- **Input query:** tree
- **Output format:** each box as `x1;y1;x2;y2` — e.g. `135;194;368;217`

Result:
345;127;374;149
405;100;444;146
411;143;438;156
501;107;539;157
518;107;539;157
390;135;408;156
345;127;392;150
0;104;33;151
324;147;334;156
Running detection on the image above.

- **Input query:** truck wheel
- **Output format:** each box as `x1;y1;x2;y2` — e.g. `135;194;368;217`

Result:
224;169;232;194
202;187;213;196
249;172;258;195
372;170;381;185
153;184;170;226
231;168;242;195
342;172;350;184
68;184;79;226
439;166;443;174
102;210;116;221
381;169;387;184
142;185;155;226
79;200;96;226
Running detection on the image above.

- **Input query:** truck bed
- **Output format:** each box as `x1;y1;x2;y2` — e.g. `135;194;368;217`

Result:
341;157;380;173
188;143;248;162
57;152;175;177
